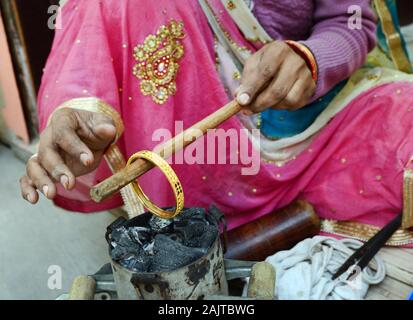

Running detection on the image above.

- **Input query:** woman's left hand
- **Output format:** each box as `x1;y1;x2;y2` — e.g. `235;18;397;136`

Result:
236;41;316;114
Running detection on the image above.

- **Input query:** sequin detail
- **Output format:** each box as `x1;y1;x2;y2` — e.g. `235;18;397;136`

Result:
133;20;185;104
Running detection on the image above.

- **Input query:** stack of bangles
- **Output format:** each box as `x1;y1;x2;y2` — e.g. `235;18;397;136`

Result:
284;40;318;83
126;150;184;219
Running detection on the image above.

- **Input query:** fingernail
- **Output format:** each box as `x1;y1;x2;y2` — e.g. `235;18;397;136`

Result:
80;153;90;166
60;175;69;189
238;93;250;105
42;185;49;198
26;193;34;203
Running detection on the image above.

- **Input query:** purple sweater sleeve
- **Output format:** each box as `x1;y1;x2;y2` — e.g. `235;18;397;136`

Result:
299;0;377;100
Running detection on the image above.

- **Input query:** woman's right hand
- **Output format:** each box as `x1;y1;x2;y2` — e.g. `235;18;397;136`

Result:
19;108;117;204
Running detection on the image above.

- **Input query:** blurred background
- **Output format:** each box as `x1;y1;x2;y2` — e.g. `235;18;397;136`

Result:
0;0;413;299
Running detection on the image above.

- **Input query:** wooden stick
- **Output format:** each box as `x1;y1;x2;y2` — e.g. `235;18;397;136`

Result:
90;100;242;202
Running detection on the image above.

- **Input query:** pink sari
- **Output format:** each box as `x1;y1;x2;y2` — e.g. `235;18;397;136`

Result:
39;0;413;245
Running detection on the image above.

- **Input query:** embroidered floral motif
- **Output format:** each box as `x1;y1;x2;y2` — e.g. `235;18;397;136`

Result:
226;1;236;10
133;20;185;105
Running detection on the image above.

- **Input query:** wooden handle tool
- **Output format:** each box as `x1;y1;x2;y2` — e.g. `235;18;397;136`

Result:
90;100;242;202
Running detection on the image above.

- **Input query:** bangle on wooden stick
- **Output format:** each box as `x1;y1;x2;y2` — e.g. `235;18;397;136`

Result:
126;150;185;219
91;100;242;203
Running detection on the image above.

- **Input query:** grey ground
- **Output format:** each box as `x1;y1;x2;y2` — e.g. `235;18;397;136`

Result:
0;144;115;300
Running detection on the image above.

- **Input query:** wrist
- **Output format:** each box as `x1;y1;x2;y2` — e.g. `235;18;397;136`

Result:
284;40;318;83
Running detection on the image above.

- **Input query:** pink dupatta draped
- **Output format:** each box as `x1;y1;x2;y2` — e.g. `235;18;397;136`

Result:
39;0;413;244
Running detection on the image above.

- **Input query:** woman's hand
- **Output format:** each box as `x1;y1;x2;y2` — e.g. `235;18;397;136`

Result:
19;108;117;204
236;41;316;114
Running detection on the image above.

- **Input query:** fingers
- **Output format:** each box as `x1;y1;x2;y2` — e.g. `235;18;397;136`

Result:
56;126;94;166
20;175;39;204
250;60;299;113
273;74;316;111
78;111;117;150
236;40;316;113
37;127;77;189
237;42;287;106
50;109;94;166
20;108;116;204
25;155;56;200
37;145;76;190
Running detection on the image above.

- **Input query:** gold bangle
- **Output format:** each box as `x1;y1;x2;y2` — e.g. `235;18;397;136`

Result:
126;150;184;219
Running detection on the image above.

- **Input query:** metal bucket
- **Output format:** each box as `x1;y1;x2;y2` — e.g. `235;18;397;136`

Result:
106;210;228;300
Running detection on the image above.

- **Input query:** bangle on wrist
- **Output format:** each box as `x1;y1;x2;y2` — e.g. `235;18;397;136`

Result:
285;40;318;83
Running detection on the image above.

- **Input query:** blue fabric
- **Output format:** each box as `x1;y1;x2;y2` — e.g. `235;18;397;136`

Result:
260;81;346;139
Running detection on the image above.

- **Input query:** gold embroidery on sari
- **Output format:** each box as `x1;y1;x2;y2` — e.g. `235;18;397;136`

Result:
203;0;252;60
321;219;413;246
232;71;241;79
403;168;413;229
374;0;412;74
226;1;236;10
133;20;185;105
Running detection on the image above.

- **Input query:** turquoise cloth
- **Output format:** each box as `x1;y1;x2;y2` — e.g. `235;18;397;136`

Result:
260;81;346;139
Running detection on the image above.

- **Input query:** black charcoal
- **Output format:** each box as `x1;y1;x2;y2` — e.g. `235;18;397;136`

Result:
109;207;219;273
150;234;205;272
185;225;218;248
149;215;173;233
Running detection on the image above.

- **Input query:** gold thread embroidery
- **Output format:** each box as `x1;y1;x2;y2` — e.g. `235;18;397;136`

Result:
403;169;413;229
204;0;251;56
374;0;412;73
226;1;236;10
321;219;413;246
213;36;220;70
133;20;185;105
256;113;262;128
255;113;281;141
232;71;241;80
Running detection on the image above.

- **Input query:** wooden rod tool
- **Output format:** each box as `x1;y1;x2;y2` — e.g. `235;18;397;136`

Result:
90;100;242;202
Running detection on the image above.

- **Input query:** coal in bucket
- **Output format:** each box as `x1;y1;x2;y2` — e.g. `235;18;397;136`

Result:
106;205;228;300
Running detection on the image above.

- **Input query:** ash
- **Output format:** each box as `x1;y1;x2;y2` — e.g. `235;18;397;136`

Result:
109;207;218;272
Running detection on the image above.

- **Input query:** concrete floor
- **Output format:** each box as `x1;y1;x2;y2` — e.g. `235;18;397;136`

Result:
0;144;115;300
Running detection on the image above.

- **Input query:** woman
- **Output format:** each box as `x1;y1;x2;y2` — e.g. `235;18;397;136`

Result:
19;0;413;244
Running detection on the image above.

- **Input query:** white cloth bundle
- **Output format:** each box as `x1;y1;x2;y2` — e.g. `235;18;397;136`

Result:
265;236;386;300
